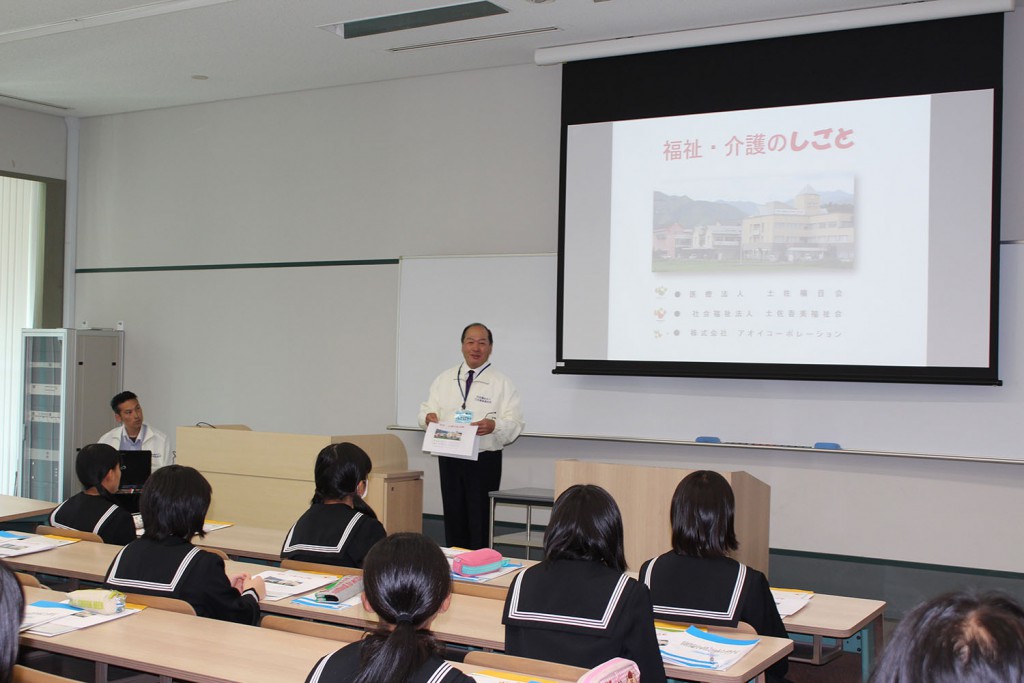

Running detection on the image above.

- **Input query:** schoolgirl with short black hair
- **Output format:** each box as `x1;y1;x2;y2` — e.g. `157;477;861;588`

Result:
48;443;135;545
502;484;666;682
104;465;266;624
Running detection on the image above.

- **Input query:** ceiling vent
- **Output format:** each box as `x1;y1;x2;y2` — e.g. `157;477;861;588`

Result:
320;2;508;39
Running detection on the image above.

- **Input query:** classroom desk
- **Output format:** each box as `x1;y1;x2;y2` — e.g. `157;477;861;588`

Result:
783;593;886;682
19;587;578;683
4;538;119;582
10;540;873;682
0;495;56;523
258;592;793;683
20;586;339;683
4;538;271;585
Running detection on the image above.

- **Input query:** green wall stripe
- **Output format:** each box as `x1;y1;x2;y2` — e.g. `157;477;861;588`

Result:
771;548;1024;580
429;512;1024;580
76;258;399;274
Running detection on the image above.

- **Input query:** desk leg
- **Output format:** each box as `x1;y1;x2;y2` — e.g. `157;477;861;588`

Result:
862;615;883;682
489;499;497;550
525;505;533;562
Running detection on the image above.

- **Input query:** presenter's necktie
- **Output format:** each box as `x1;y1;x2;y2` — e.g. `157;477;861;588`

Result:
464;369;475;399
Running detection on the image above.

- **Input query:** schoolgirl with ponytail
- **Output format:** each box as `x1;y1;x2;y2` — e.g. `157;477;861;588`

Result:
304;533;475;683
281;442;386;567
48;443;136;544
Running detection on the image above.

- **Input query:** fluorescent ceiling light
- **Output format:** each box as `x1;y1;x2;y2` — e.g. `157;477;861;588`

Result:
390;27;560;52
535;0;1015;65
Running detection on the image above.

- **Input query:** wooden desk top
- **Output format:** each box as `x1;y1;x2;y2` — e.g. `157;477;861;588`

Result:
0;495;56;523
7;537;871;680
5;537;271;584
259;590;792;682
782;593;886;639
20;587;576;683
261;591;506;650
21;587;339;683
197;524;287;562
4;538;118;581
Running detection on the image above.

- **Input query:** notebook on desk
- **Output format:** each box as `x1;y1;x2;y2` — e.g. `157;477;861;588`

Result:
117;450;151;493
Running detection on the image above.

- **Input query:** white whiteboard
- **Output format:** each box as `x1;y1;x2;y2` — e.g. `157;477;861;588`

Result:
395;249;1024;462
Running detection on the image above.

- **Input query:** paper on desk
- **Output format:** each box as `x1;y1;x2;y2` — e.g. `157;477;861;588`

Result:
256;569;338;601
0;533;77;558
658;625;759;671
472;672;560;683
770;588;814;617
21;601;79;632
423;422;479;460
23;600;139;637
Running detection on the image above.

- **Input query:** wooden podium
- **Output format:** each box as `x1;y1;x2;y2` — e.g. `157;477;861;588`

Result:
555;460;770;576
176;427;423;533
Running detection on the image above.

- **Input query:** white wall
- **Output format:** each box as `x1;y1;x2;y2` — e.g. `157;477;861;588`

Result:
0;105;67;180
73;11;1024;574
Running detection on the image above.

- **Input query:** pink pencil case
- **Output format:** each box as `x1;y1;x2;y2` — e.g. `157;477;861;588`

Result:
577;657;641;683
451;548;504;576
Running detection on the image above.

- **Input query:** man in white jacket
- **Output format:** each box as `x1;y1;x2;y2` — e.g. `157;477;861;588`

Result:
98;391;172;471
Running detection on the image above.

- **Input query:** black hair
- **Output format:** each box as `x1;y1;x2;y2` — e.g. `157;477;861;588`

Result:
543;484;627;572
75;443;121;502
0;560;23;683
311;443;377;520
870;590;1024;683
354;533;452;683
140;465;211;542
460;323;493;345
110;390;138;414
670;470;739;558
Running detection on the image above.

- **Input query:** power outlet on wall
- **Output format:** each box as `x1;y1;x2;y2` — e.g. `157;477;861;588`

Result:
116;321;125;331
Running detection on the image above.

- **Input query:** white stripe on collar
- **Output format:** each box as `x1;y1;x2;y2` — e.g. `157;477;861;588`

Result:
107;545;203;593
281;511;363;555
645;557;747;621
505;570;631;630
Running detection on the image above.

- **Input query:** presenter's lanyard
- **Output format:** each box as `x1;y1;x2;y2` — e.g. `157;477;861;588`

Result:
459;363;490;410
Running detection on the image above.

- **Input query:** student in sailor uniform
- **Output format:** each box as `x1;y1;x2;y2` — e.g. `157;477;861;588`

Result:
104;465;266;624
502;485;667;683
304;533;475;683
639;470;790;683
281;442;386;568
49;443;136;545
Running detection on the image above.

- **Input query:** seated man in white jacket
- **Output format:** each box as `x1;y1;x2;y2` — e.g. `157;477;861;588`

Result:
98;391;172;471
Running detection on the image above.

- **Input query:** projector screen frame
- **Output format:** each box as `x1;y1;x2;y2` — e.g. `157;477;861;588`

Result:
555;14;1004;386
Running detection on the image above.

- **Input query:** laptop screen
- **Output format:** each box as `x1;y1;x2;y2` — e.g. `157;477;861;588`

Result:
118;450;152;491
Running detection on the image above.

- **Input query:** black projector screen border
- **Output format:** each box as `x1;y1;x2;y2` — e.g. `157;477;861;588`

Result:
555;13;1004;386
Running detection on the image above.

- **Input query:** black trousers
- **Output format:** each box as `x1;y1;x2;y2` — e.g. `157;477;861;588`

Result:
438;450;502;549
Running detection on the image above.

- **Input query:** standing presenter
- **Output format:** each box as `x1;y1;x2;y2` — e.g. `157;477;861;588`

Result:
419;323;524;549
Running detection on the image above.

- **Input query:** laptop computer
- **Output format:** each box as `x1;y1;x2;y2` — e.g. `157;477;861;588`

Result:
117;450;152;493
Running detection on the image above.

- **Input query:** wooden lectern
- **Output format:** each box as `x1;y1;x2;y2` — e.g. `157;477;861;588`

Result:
555;460;770;576
176;426;423;533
